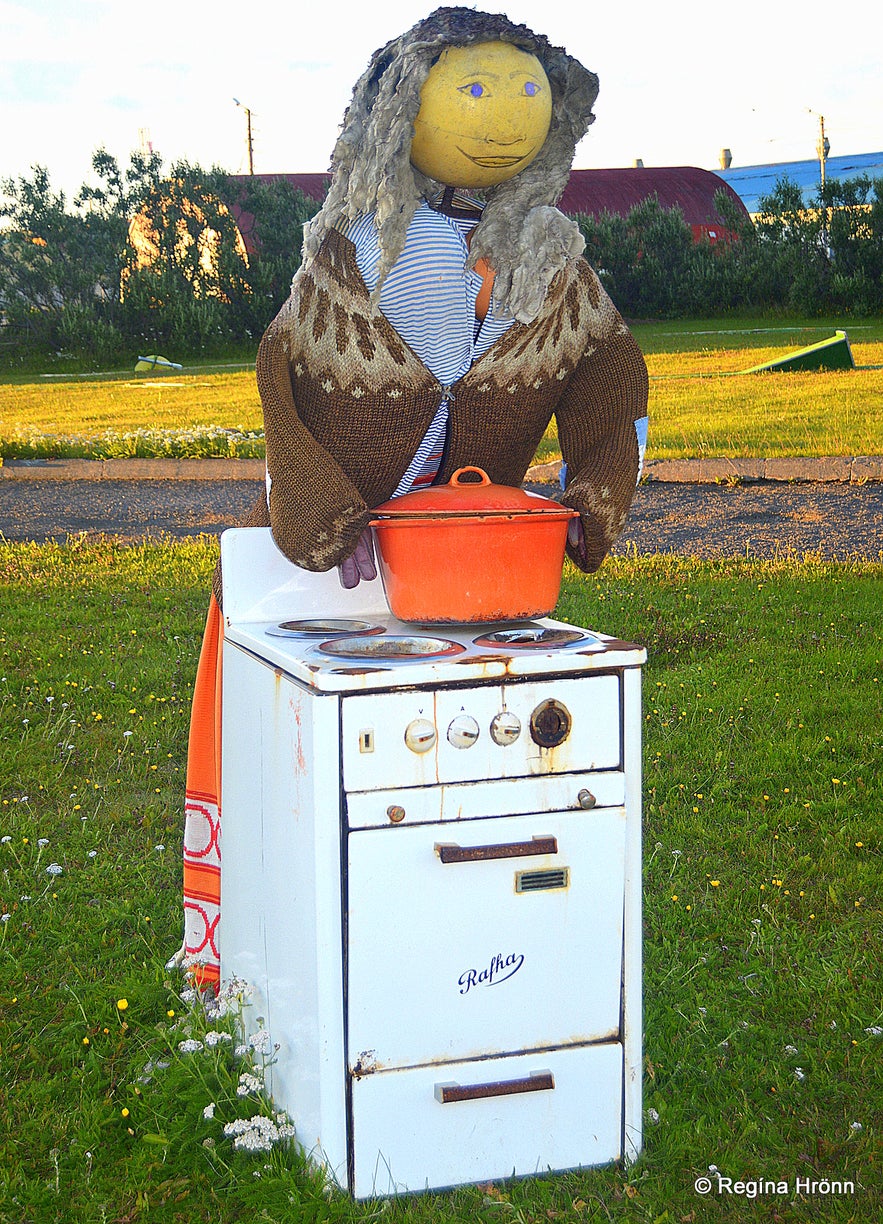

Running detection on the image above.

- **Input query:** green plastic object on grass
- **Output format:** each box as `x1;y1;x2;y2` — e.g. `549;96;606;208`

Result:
742;330;854;374
135;354;183;372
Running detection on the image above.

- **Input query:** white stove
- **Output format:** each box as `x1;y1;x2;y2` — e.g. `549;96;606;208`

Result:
219;527;645;1197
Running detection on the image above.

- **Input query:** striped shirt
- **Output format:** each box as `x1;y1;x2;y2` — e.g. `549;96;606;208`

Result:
347;203;514;495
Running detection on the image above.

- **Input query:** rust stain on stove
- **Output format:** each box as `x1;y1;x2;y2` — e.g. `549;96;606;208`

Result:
351;1049;383;1077
327;666;389;676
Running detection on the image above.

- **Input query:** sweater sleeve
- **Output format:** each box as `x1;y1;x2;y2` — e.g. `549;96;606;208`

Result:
256;315;371;571
555;305;649;573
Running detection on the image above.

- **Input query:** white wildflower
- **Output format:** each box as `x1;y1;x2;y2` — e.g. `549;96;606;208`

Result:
236;1071;263;1096
154;844;165;852
794;1067;806;1081
223;1113;292;1153
203;1030;233;1047
203;1102;216;1120
647;1108;660;1124
87;850;97;859
1;836;11;844
45;863;63;876
784;1044;798;1055
864;1026;882;1037
37;838;50;847
1;914;10;924
249;1028;272;1055
850;1122;863;1132
178;1039;204;1053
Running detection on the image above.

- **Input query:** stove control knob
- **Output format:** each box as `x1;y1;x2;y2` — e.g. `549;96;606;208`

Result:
404;718;436;754
530;698;572;748
490;711;521;746
447;714;480;749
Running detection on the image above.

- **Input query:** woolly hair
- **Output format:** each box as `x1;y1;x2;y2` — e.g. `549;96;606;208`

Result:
300;6;599;323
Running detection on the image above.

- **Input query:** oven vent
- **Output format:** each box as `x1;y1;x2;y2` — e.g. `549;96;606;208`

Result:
515;867;570;893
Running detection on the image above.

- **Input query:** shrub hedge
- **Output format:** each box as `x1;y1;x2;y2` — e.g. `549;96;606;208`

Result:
1;149;881;368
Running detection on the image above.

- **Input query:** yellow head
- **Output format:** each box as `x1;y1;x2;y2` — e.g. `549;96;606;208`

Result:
410;41;553;189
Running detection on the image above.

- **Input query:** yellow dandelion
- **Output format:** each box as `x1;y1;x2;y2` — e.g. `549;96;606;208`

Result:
116;998;128;1012
121;1107;129;1118
83;1037;90;1046
710;880;720;887
167;1009;175;1018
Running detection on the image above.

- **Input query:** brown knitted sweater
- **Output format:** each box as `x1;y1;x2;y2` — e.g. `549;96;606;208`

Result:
231;226;647;597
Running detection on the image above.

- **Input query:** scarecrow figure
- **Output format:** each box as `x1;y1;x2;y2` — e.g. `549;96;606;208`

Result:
178;6;648;987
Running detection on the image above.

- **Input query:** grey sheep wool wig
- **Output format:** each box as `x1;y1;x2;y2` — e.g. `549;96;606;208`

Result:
301;6;600;323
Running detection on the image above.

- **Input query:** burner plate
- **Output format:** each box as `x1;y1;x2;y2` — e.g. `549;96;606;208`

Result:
473;627;595;650
267;619;382;638
318;634;466;660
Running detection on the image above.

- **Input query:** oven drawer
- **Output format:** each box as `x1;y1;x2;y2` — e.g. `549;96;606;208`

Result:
346;770;625;828
347;808;625;1070
350;1042;622;1197
341;674;621;791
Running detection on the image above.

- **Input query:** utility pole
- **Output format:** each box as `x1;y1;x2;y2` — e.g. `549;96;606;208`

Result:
816;114;830;188
233;99;255;175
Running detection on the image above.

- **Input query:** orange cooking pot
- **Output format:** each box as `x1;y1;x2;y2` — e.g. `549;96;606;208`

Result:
370;467;579;624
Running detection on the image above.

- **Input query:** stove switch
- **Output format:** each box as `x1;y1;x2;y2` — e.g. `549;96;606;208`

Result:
447;714;480;749
530;698;572;748
404;718;437;754
490;711;521;746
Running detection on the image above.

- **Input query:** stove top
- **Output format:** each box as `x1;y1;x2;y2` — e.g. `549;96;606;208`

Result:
220;528;645;693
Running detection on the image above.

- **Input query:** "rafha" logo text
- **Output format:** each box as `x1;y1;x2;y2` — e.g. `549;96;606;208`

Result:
458;952;524;994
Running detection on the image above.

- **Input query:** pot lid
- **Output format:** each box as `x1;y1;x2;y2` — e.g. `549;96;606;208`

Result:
373;466;572;517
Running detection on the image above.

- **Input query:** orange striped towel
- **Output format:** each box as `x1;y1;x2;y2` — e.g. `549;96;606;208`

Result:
182;596;223;988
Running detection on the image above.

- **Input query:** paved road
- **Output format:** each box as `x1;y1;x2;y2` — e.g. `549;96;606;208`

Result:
1;476;880;560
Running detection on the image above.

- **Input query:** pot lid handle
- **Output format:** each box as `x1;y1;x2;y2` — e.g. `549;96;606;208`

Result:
450;466;491;487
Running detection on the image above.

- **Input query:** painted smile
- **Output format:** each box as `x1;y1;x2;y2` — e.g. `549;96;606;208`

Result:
459;148;531;169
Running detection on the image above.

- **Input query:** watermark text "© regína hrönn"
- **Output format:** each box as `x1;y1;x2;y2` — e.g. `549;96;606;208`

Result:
693;1174;856;1198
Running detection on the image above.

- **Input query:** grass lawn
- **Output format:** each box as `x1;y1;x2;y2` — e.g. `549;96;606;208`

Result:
1;539;880;1222
2;316;882;462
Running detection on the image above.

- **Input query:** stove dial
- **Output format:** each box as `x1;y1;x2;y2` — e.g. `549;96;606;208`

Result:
447;714;480;749
530;698;572;748
404;718;437;754
490;711;521;746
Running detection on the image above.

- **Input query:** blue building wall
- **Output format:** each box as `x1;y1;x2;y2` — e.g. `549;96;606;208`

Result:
717;151;883;214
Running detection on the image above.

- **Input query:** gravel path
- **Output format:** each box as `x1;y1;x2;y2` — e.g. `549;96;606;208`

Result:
1;477;880;560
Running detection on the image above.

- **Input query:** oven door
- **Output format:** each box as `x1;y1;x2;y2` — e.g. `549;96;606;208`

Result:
350;1042;623;1197
346;807;626;1073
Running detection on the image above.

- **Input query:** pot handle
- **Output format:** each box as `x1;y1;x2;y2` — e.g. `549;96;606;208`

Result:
449;466;491;487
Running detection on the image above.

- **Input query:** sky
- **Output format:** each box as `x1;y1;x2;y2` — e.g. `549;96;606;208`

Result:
2;0;881;202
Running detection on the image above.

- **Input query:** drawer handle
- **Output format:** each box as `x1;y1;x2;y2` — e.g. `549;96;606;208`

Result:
435;1071;555;1104
435;836;557;864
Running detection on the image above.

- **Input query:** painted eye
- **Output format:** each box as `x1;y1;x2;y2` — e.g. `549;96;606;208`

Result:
524;81;540;97
459;81;484;98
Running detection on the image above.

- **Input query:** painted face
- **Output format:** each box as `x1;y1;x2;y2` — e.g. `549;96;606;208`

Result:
410;41;553;189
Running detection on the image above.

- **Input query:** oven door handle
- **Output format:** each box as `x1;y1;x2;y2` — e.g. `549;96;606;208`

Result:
435;835;557;863
435;1071;555;1103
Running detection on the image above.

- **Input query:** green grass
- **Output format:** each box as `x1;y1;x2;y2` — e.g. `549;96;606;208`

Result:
1;538;880;1222
3;316;883;462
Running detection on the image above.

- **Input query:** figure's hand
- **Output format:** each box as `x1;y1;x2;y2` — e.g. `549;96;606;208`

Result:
567;516;587;566
338;529;377;589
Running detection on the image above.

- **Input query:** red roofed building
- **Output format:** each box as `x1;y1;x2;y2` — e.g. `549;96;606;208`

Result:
228;165;748;253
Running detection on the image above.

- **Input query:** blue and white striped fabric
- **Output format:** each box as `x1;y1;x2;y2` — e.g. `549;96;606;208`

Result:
347;203;514;495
